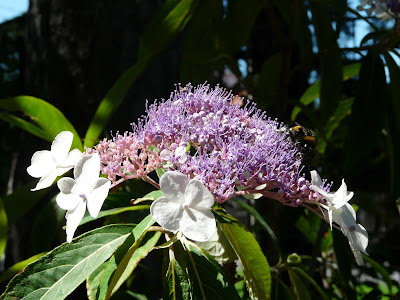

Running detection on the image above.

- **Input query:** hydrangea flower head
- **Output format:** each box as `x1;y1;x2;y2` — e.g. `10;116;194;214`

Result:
27;131;82;191
150;171;216;242
91;83;314;205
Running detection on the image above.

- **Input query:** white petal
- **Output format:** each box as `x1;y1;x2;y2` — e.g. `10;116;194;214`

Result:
160;171;188;203
65;200;87;243
31;169;59;191
51;131;73;162
348;224;369;255
184;180;214;208
74;154;101;188
332;179;353;209
57;177;76;194
86;178;111;217
27;150;56;178
150;197;183;233
310;170;322;186
333;203;356;230
56;192;81;211
180;207;216;242
60;148;83;168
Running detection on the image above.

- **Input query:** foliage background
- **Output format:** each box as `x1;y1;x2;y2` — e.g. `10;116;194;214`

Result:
0;0;399;299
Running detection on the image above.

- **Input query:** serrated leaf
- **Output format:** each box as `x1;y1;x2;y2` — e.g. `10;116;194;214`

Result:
0;197;7;258
0;96;82;150
220;222;271;300
84;0;197;147
0;223;152;300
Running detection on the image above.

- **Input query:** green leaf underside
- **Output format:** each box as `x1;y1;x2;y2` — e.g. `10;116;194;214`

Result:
220;222;271;300
0;218;154;300
0;96;82;150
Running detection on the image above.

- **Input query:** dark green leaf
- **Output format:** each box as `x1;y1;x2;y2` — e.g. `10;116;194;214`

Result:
292;267;330;300
0;223;150;300
105;231;161;299
183;242;241;299
164;251;191;300
287;270;311;300
344;51;387;173
233;198;282;257
3;181;49;225
310;2;343;120
363;256;393;295
220;222;271;300
0;253;47;284
0;96;82;150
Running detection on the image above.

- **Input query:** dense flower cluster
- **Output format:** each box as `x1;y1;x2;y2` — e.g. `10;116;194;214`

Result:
89;83;329;204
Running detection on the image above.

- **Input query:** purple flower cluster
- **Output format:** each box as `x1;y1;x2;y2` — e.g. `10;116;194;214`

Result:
89;83;330;204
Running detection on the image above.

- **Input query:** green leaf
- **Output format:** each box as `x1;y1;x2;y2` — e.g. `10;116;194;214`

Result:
0;223;150;300
84;0;198;148
287;270;311;300
0;253;47;284
3;181;49;225
87;261;109;300
164;251;191;300
105;231;161;299
132;190;164;205
220;222;271;300
310;2;342;120
344;51;387;173
88;215;155;300
363;256;393;295
292;267;330;300
0;96;82;150
233;198;282;257
79;205;150;226
0;197;7;258
292;63;360;121
181;241;241;299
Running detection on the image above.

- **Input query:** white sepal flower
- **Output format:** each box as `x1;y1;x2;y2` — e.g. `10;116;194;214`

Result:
310;170;369;265
310;170;353;228
56;153;111;243
150;171;216;242
27;131;82;191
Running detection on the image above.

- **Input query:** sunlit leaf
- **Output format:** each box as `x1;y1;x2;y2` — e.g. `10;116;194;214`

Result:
0;224;145;300
220;222;271;300
0;197;7;258
0;96;82;150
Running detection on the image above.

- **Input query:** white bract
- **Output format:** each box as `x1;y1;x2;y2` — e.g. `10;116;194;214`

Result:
27;131;82;191
150;171;216;242
310;170;369;265
56;153;111;243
